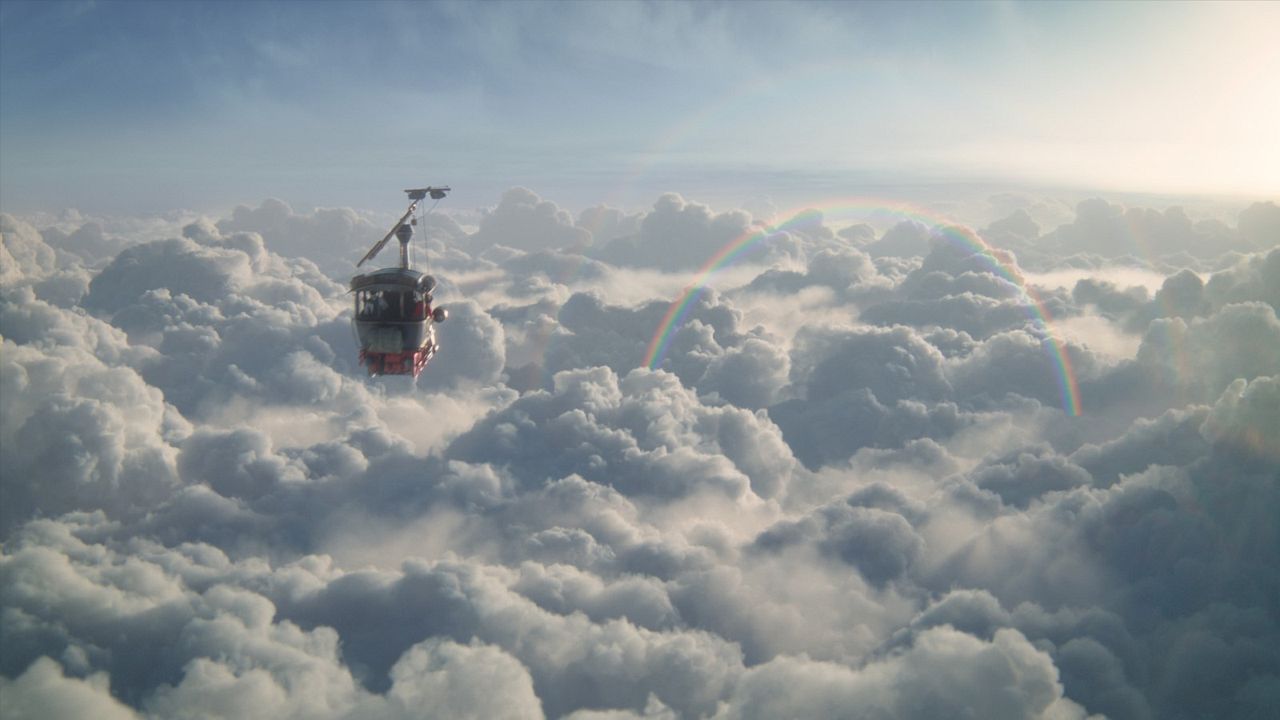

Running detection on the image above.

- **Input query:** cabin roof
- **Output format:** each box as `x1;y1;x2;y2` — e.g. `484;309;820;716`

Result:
350;268;426;292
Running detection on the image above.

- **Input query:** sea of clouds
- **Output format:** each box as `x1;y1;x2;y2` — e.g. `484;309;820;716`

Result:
2;188;1278;719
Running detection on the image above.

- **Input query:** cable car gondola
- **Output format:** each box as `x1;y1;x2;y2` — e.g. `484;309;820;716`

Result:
350;187;450;377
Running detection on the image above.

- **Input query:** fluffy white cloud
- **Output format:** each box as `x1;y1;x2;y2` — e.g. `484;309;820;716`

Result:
469;188;591;254
1237;202;1280;250
2;215;61;287
1042;198;1261;262
576;205;644;249
447;366;797;500
863;219;933;258
1199;374;1280;464
212;197;467;279
767;324;978;468
0;657;141;720
0;320;183;533
754;499;925;587
1136;301;1280;404
718;627;1090;720
591;194;764;271
376;639;544;720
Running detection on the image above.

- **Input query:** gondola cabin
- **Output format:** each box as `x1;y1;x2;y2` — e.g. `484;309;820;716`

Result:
351;186;452;378
351;268;447;377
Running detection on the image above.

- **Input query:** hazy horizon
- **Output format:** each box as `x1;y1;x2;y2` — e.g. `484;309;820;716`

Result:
3;1;1278;216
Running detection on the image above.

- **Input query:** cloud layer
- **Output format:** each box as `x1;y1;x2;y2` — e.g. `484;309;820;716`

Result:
2;192;1278;719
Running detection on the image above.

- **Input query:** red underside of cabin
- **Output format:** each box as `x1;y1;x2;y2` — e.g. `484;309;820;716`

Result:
360;347;434;378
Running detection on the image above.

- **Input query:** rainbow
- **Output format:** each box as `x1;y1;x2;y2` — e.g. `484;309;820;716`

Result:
642;198;1085;417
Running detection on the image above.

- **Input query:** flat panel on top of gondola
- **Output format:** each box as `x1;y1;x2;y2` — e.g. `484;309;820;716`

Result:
350;187;451;378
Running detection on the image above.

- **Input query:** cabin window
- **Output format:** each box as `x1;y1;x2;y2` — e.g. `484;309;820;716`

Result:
357;290;389;319
357;289;422;321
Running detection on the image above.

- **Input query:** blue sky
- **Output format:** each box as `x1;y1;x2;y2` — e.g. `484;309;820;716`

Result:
2;0;1277;214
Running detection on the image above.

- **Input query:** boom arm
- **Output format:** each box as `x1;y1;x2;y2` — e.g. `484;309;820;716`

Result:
358;201;419;268
356;186;450;268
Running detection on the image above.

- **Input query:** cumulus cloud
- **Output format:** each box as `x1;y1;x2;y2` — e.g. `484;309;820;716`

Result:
2;189;1277;719
1136;301;1280;404
470;188;591;254
719;626;1092;720
754;498;925;587
1040;198;1263;264
446;366;797;501
591;194;769;272
0;657;141;720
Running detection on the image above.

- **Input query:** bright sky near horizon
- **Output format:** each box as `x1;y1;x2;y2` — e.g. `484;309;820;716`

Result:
1;0;1277;215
